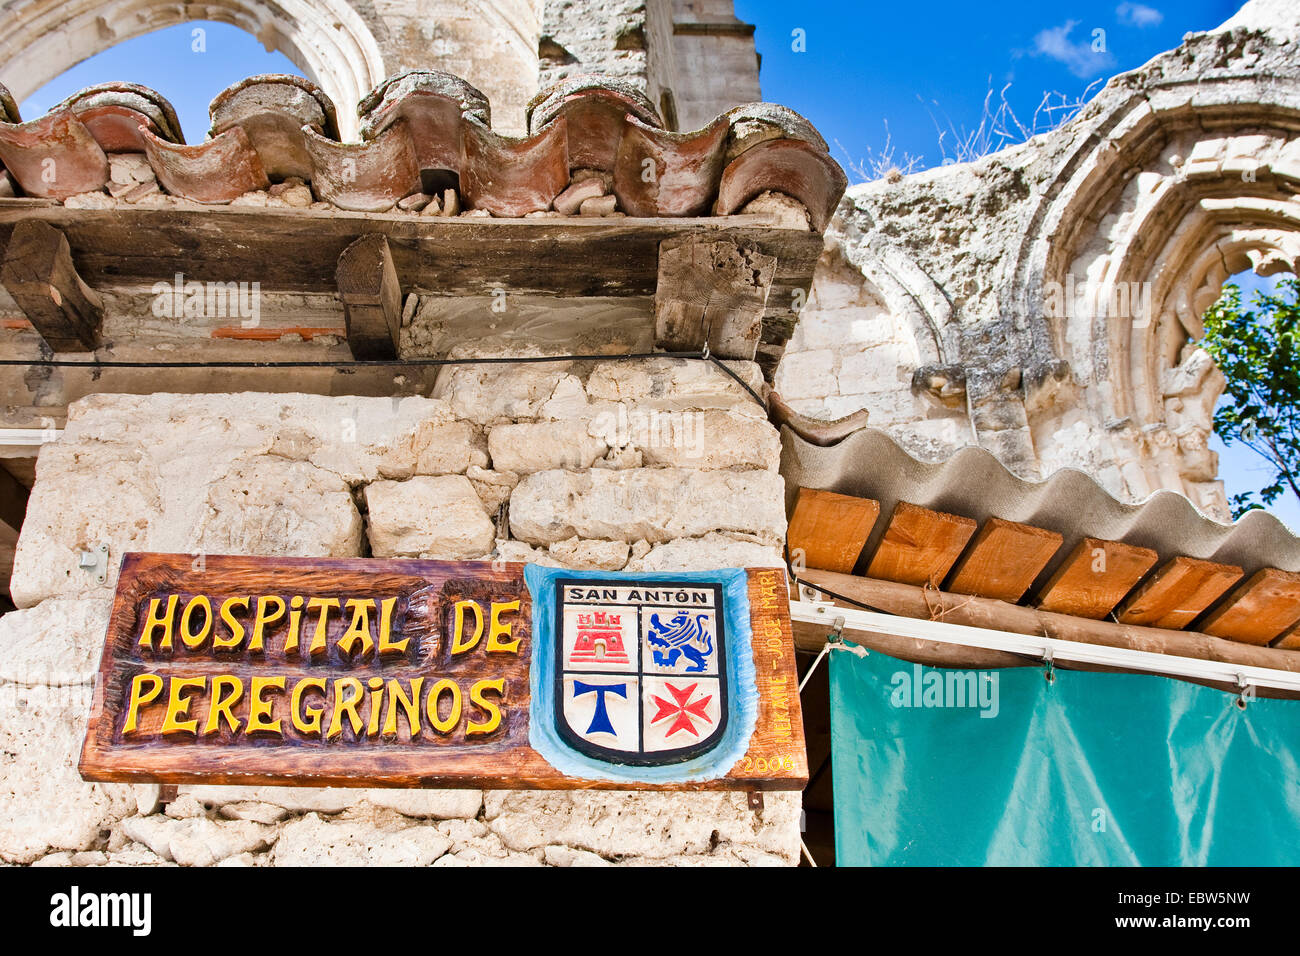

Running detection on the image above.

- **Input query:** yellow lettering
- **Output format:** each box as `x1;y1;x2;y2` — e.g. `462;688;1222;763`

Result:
376;597;406;656
179;596;213;650
485;600;521;653
249;595;285;652
138;595;178;651
366;676;384;737
451;600;483;655
466;678;505;735
246;676;285;735
160;676;206;735
425;678;462;735
383;677;424;738
326;677;364;739
283;596;305;653
337;599;376;658
291;677;327;736
306;598;340;657
214;597;249;650
203;675;244;735
122;673;164;733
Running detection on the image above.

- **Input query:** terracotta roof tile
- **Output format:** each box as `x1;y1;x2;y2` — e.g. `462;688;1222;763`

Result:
460;115;569;217
0;72;846;229
140;125;268;204
301;119;419;212
614;113;728;217
53;83;183;150
0;110;109;199
209;74;338;181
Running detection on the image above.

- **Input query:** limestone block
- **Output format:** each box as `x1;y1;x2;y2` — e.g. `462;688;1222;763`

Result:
119;815;276;867
0;598;110;686
466;466;519;514
432;362;573;424
272;810;452;866
364;476;495;559
585;358;766;413
837;343;917;394
191;456;364;558
0;684;136;863
623;533;784;572
361;789;484;819
509;468;786;545
773;349;837;400
488;420;608;473
547;536;631;570
483;791;801;863
182;785;358;815
627;409;780;470
375;420;489;478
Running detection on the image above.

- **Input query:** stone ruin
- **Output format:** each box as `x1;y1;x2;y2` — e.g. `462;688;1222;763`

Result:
0;0;1296;865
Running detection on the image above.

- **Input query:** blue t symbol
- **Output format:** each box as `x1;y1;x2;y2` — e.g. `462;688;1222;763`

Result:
573;681;629;736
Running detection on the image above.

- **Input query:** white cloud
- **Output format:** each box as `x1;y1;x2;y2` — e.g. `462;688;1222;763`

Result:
1033;20;1116;79
1117;3;1164;28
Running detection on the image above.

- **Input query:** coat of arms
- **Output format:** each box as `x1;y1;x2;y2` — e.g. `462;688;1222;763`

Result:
554;578;728;765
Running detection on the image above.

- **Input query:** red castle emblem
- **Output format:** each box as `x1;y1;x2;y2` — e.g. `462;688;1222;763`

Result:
570;611;630;665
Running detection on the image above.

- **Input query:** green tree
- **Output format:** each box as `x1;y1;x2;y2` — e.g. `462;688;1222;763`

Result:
1197;277;1300;517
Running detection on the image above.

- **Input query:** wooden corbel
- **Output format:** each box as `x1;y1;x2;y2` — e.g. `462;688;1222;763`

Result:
336;233;402;360
1;219;103;352
654;237;776;360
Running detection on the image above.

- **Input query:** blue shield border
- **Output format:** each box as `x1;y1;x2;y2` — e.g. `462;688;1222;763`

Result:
526;564;759;784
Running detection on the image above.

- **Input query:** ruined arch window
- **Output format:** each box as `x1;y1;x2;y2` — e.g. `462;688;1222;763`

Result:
19;21;305;142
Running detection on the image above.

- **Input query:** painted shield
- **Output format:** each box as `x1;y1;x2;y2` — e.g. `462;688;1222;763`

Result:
554;577;728;765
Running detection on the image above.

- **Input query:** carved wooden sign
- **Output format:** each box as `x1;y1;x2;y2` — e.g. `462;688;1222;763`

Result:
80;554;806;790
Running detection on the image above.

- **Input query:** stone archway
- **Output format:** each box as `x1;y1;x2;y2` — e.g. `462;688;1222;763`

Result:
1015;89;1300;518
0;0;388;141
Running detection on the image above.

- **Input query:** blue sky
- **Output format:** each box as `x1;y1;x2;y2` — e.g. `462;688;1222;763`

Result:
17;0;1293;526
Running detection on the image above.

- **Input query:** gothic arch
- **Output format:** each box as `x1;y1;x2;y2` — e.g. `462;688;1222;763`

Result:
0;0;387;140
1005;74;1300;517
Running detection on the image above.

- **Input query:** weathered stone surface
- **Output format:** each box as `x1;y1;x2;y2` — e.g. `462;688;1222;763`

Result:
376;420;489;478
0;599;109;686
509;468;786;545
0;685;136;864
624;533;784;572
483;791;801;863
588;407;780;470
272;810;452;866
433;362;573;424
488;421;608;473
362;789;484;820
119;815;276;866
364;476;495;558
466;466;519;513
585;358;766;414
182;785;358;815
191;456;364;558
547;536;631;570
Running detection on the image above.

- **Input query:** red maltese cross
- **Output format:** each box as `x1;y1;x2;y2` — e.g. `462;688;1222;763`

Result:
649;682;714;738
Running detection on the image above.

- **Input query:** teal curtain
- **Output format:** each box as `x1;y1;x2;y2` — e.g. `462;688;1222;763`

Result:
830;647;1300;866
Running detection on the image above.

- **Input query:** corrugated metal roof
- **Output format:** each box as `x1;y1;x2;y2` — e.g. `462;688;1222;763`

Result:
780;427;1300;594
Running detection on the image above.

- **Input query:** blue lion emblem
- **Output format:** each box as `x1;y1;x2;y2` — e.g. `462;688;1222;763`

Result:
647;611;714;673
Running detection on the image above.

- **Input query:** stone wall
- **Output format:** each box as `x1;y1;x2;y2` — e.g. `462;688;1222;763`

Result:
775;0;1300;519
0;357;800;866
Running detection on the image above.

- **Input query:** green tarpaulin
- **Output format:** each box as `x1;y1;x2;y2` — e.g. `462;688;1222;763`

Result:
830;646;1300;865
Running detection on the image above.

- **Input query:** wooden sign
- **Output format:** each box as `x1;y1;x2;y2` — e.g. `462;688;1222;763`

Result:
80;554;806;791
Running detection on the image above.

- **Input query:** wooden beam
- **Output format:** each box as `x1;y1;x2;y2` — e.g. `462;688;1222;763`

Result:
654;238;775;360
865;501;977;587
787;488;880;574
1199;568;1300;646
0;219;102;351
1115;556;1243;630
1036;537;1158;620
946;517;1063;603
794;568;1300;699
336;234;401;360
